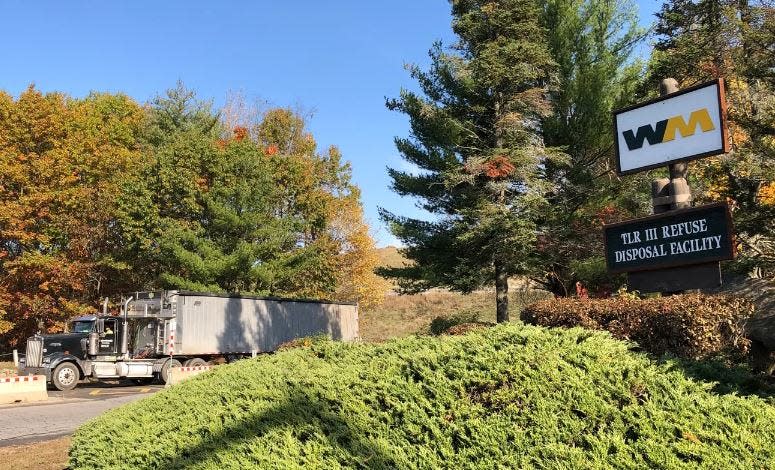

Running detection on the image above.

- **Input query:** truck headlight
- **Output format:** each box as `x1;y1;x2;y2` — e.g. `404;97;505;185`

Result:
42;357;51;364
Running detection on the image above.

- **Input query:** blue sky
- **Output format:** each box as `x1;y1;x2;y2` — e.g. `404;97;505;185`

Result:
0;1;660;246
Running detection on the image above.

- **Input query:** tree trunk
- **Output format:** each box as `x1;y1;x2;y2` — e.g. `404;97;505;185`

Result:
495;261;509;323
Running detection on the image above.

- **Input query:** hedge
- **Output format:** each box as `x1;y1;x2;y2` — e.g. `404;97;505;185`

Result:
521;293;753;360
69;323;775;469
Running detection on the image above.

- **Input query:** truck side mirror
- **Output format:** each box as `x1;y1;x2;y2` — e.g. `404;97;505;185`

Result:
96;319;104;334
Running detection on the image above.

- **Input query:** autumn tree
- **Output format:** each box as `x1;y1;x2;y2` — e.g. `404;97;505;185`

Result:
0;87;144;348
648;0;775;276
116;86;386;306
381;0;556;322
114;85;298;293
257;108;388;305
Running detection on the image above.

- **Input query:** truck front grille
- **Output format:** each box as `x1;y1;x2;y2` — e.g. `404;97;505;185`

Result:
26;338;43;367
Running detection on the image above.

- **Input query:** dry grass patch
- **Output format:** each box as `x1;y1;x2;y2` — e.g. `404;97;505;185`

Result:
360;288;550;342
0;360;17;377
0;436;70;470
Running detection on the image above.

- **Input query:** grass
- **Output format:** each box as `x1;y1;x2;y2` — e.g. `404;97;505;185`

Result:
360;287;549;341
0;360;17;376
0;437;70;470
69;323;775;469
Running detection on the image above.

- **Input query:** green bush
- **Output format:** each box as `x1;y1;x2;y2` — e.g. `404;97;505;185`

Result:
427;311;482;335
521;293;753;360
570;256;626;295
69;323;775;469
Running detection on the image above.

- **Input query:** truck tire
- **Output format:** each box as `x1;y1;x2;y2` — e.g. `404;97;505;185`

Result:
184;358;207;367
159;359;182;385
52;362;79;391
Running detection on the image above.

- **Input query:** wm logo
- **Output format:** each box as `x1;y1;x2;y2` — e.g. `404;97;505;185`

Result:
622;109;715;151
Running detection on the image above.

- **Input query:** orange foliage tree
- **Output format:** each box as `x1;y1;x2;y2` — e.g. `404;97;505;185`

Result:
256;108;388;306
0;86;144;348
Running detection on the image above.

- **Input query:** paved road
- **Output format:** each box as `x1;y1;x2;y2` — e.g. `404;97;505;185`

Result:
0;381;163;446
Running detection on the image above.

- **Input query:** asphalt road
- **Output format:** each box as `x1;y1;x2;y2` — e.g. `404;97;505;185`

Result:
0;381;164;446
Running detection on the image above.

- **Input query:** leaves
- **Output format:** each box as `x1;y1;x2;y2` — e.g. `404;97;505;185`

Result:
69;323;775;469
522;293;754;359
0;86;144;346
382;0;556;314
0;85;386;348
649;0;775;275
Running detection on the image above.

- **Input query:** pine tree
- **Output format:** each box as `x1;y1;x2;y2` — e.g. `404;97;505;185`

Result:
116;85;303;294
538;0;647;295
117;87;388;304
381;0;556;322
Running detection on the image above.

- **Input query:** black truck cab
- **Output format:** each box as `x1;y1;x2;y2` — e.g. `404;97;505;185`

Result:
19;314;133;390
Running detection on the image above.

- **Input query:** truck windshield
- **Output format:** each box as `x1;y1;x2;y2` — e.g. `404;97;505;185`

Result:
71;321;94;334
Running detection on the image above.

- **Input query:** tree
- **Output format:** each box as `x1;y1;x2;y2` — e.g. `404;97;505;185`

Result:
648;0;775;276
117;86;387;305
537;0;647;296
381;0;556;322
0;87;144;348
258;108;388;305
115;85;305;294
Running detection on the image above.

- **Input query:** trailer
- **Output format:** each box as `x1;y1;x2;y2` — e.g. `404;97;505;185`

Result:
19;291;359;390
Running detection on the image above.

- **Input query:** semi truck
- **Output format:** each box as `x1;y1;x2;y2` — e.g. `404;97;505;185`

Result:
19;291;359;390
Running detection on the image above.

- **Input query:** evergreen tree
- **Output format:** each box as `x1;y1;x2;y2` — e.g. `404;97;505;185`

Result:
115;84;300;294
381;0;556;322
117;86;387;304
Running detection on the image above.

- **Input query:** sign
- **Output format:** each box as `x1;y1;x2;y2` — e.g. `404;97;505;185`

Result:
613;79;729;175
603;203;734;273
628;262;721;293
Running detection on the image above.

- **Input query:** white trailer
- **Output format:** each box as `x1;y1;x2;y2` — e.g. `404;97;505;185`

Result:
20;291;359;390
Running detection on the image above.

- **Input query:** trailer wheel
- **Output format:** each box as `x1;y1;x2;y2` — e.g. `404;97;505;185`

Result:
184;358;207;367
159;359;182;385
52;362;79;391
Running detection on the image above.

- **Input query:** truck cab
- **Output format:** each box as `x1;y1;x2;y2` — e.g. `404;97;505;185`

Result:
19;293;177;391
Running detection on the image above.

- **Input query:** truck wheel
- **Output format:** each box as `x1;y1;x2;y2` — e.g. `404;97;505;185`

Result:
52;362;79;391
159;359;182;385
184;358;208;367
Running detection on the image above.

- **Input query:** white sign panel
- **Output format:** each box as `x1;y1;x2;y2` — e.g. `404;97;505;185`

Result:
613;79;729;175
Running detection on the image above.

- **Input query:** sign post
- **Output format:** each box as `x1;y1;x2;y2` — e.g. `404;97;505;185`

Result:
607;78;733;293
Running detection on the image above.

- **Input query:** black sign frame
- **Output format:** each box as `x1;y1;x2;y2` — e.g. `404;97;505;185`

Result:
603;202;735;274
612;78;730;176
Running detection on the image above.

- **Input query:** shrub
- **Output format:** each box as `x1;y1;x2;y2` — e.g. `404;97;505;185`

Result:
69;323;775;469
570;256;625;296
428;311;483;335
521;293;753;360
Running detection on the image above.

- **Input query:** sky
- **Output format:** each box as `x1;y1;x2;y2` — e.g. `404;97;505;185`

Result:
0;1;660;247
